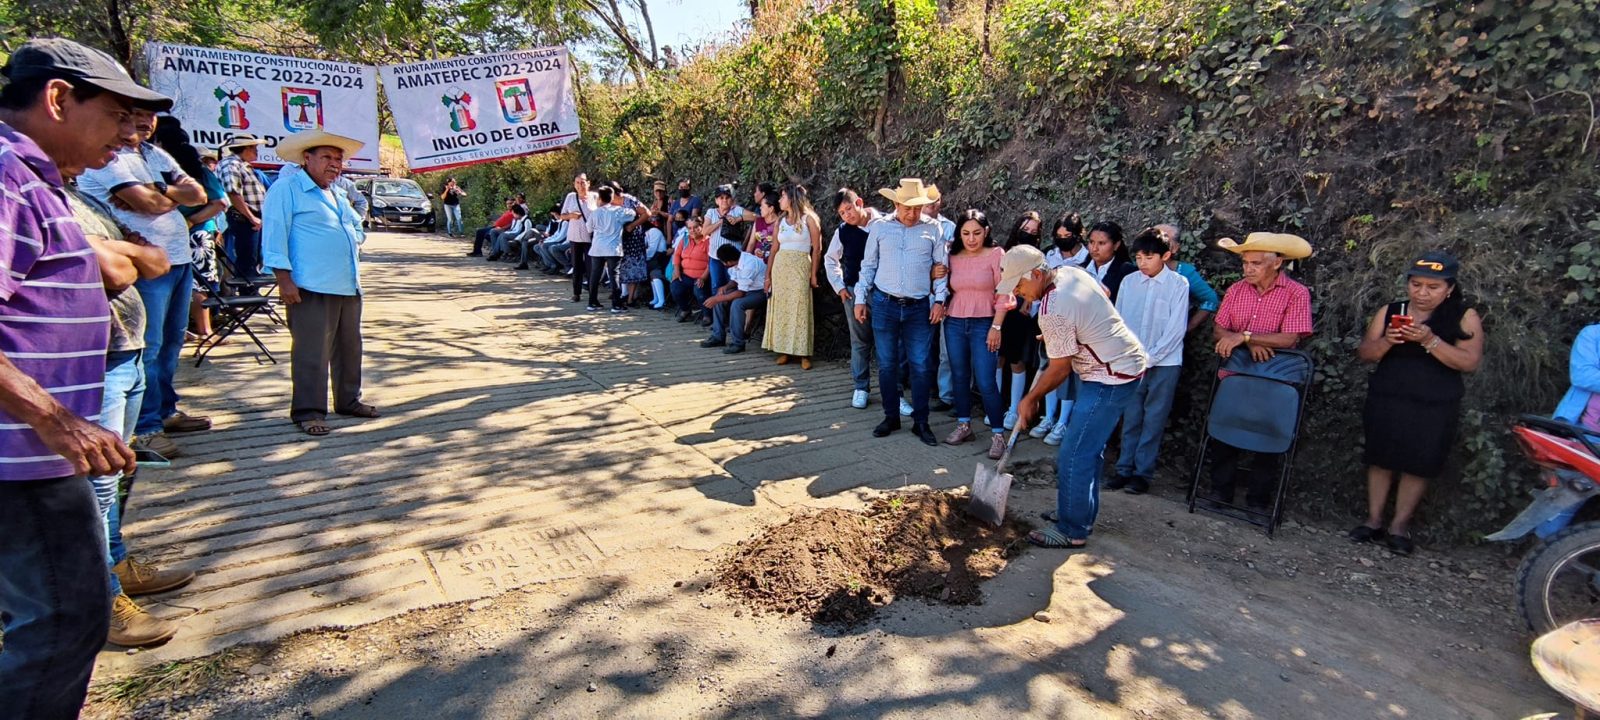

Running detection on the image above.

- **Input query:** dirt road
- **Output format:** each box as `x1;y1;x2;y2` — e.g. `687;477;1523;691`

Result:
86;233;1559;718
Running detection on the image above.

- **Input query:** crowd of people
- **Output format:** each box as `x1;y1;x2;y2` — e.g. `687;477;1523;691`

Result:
2;35;1597;720
1;38;377;717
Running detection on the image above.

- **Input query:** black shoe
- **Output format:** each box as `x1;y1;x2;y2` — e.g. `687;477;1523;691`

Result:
912;423;937;446
486;253;501;261
701;338;725;348
466;251;482;257
873;418;901;437
931;399;953;412
513;263;530;270
1348;525;1387;543
723;344;745;354
1104;475;1132;491
1384;533;1416;556
1123;477;1150;495
677;311;692;323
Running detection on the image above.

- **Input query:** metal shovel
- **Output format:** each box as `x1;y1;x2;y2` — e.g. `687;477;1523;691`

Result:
968;425;1022;527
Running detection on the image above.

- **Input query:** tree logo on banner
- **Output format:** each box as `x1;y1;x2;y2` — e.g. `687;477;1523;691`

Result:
213;81;251;130
440;86;477;133
495;78;537;123
281;87;324;132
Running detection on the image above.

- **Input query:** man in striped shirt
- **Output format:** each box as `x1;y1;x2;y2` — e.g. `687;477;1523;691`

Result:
0;38;168;718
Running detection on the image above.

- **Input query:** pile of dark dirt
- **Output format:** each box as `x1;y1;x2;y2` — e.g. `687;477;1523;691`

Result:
712;491;1031;624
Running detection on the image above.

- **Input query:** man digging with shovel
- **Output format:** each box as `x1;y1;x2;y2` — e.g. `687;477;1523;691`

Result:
999;245;1149;548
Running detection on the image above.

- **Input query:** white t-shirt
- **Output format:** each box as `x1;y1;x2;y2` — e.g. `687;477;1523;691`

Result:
728;251;768;293
587;204;634;257
562;191;597;244
705;205;746;255
77;144;193;264
1038;266;1148;384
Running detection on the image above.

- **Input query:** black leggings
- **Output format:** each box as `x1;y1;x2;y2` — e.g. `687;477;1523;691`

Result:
588;255;622;308
570;242;590;299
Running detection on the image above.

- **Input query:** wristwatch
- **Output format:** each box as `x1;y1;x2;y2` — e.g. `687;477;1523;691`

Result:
1243;330;1253;344
990;324;1002;331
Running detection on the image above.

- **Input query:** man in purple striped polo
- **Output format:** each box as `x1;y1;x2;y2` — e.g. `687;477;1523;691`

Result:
0;38;169;718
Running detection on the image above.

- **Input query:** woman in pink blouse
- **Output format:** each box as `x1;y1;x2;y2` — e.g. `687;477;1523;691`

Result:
943;209;1012;459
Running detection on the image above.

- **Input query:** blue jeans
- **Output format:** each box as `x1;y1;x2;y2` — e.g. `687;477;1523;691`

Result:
945;316;1003;431
225;218;261;275
841;297;874;392
710;289;767;348
0;476;111;718
92;350;144;595
443;204;463;235
870;290;935;423
708;256;730;293
1115;365;1181;480
1055;380;1139;540
672;276;708;314
135;263;193;437
934;323;953;404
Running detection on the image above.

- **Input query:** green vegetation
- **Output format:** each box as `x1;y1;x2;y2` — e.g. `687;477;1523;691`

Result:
7;0;1597;541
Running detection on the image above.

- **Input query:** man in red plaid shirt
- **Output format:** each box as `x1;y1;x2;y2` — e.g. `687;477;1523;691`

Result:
1204;233;1313;510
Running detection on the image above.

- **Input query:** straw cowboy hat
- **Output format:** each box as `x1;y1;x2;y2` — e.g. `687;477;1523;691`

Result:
925;183;943;202
1217;232;1313;260
220;133;266;151
276;129;364;162
878;178;937;207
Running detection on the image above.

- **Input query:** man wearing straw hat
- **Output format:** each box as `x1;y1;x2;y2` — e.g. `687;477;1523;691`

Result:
261;129;377;437
853;178;950;446
217;133;267;277
1203;232;1314;510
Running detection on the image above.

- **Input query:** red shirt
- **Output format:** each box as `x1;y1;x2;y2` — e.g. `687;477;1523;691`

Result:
1214;273;1313;337
492;211;515;230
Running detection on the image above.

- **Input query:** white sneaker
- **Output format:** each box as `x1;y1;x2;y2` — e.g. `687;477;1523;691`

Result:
1003;410;1018;430
1029;420;1053;439
899;398;914;416
1043;419;1069;446
851;390;869;409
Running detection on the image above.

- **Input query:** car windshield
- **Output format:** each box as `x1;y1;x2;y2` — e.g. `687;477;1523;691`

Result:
374;181;426;199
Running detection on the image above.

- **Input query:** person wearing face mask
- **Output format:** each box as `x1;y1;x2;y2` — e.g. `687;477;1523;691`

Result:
1080;220;1137;303
1045;213;1087;269
668;179;702;242
1350;251;1484;555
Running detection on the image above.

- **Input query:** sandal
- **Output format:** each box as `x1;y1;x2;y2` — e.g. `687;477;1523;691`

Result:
1027;527;1088;549
1348;524;1386;543
296;419;331;436
336;403;380;418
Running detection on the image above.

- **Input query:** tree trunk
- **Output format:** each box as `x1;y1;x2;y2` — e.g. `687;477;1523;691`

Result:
582;0;651;82
981;0;994;59
104;0;134;72
635;0;660;70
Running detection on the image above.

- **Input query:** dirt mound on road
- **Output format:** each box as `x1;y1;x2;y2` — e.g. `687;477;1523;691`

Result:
713;492;1030;624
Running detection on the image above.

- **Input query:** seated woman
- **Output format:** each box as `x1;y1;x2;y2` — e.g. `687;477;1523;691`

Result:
1351;251;1485;556
670;217;712;323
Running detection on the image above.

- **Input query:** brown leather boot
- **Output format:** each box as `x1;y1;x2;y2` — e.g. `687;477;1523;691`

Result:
108;593;178;648
114;557;196;596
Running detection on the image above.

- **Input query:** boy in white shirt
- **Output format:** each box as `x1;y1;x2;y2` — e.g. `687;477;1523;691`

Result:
700;244;767;354
1108;228;1191;495
586;186;645;313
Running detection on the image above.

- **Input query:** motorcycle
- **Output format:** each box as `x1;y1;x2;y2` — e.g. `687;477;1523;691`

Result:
1486;414;1600;633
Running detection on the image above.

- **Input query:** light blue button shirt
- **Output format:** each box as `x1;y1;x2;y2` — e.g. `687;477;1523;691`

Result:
854;215;950;305
261;167;365;296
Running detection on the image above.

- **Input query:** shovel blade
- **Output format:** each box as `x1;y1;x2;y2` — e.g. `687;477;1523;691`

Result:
968;464;1013;527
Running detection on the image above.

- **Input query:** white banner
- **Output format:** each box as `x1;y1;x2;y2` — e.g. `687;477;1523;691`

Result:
144;43;381;170
379;47;581;173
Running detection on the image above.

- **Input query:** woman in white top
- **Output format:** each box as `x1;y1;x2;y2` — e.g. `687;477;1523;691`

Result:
761;185;822;369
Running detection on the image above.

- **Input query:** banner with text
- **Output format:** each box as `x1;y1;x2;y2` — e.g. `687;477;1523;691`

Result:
379;47;581;173
144;43;381;170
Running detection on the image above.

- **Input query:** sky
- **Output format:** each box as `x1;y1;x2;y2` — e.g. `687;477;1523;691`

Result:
641;0;751;54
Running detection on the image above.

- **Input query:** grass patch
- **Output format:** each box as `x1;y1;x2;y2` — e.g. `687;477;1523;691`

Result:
90;650;237;708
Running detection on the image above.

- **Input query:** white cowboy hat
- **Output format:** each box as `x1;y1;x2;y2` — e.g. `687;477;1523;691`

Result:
1217;232;1313;260
925;183;943;202
276;129;364;162
220;133;266;151
877;178;937;207
995;245;1048;295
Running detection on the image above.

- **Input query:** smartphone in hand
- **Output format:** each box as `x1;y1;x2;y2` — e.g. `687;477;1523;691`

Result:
1389;315;1414;331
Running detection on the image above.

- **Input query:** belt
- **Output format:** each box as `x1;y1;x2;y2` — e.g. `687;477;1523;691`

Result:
873;288;928;306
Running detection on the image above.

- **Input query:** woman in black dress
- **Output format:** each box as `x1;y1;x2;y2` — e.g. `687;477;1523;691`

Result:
1351;251;1485;555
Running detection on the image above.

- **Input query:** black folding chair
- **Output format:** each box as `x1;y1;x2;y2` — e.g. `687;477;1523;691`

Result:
1186;348;1314;535
213;249;285;324
193;272;278;367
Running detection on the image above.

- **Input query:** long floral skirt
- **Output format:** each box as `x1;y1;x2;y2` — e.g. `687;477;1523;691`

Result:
761;249;814;357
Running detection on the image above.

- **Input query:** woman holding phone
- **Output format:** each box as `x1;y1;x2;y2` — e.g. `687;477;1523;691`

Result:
1351;251;1485;555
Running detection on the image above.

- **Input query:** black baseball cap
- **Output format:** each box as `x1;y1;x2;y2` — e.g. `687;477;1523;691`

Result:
1406;250;1458;280
2;38;172;111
